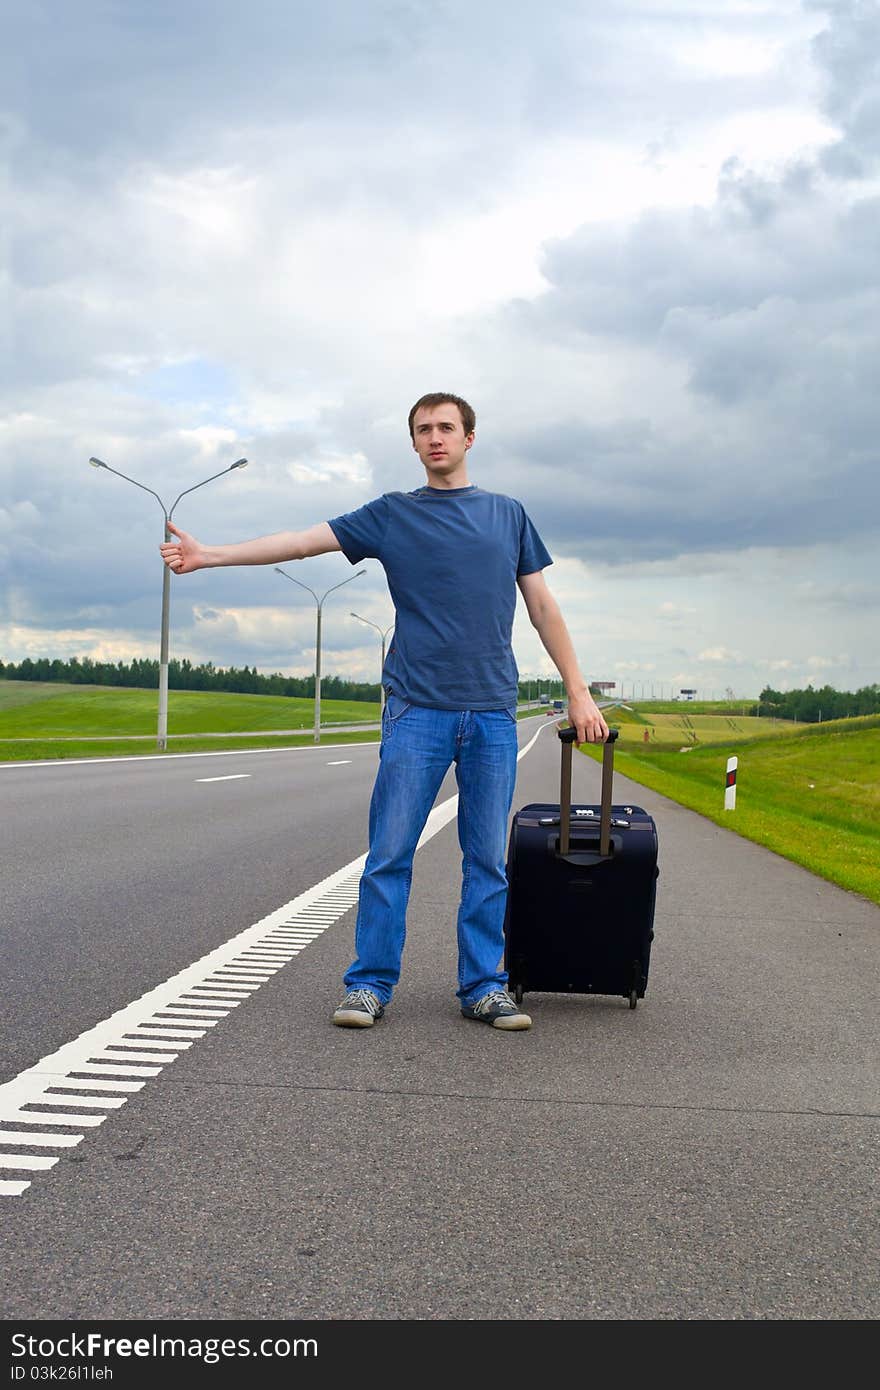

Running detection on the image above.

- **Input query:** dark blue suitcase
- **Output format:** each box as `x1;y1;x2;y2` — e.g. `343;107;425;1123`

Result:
504;727;659;1009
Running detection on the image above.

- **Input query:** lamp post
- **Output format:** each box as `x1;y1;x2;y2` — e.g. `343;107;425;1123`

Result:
350;612;394;718
89;454;248;752
275;566;365;742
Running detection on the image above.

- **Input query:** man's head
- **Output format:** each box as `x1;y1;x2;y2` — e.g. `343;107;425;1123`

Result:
408;392;476;484
407;393;476;441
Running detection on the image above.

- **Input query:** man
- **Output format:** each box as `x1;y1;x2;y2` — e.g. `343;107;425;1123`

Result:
160;392;609;1032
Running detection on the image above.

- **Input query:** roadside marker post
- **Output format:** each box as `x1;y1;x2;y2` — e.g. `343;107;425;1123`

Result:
725;756;738;810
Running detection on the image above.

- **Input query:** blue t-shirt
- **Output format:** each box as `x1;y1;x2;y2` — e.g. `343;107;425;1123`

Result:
328;485;552;710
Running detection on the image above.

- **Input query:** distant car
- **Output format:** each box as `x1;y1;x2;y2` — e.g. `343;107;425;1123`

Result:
538;693;550;705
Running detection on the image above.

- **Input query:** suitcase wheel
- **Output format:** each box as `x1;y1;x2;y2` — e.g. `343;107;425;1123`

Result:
514;983;524;1007
628;988;638;1009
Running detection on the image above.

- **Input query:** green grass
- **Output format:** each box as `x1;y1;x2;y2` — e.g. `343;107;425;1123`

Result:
581;714;880;905
606;705;806;747
0;680;383;759
0;681;379;736
0;681;544;755
0;680;551;758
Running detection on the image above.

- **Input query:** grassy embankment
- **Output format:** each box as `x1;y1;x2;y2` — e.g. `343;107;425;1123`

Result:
0;680;382;759
0;681;555;761
580;703;880;906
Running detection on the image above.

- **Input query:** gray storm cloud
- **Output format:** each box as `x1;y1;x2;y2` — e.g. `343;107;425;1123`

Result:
479;5;880;562
2;0;878;691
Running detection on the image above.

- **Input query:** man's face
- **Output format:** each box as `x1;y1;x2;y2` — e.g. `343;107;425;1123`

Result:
411;403;473;476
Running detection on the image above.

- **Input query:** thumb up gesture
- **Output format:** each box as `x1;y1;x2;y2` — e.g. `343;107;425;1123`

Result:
159;520;205;574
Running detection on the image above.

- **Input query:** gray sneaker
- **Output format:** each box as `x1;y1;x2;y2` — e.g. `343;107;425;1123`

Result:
461;989;532;1030
333;989;385;1028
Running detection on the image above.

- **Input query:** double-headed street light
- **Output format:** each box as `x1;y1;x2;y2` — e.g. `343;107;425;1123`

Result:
89;454;248;752
350;612;394;717
275;566;365;742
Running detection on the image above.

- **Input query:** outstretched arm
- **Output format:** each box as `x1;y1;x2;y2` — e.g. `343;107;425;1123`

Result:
517;570;609;744
160;520;342;574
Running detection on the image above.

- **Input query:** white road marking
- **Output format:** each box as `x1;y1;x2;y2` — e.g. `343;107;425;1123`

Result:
0;1131;83;1147
327;760;352;765
0;740;381;771
132;1028;204;1040
69;1061;163;1077
47;1076;146;1091
196;774;252;783
157;1007;227;1019
1;1154;59;1170
33;1093;128;1109
12;1110;105;1127
0;718;553;1198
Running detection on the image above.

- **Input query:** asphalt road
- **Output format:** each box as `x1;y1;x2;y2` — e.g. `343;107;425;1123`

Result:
1;714;878;1325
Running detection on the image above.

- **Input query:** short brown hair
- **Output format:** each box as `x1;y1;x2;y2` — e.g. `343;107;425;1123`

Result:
408;392;476;440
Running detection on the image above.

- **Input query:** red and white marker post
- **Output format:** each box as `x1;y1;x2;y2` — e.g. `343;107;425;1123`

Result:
724;755;738;810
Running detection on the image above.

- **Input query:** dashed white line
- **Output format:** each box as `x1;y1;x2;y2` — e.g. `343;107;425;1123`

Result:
196;774;252;783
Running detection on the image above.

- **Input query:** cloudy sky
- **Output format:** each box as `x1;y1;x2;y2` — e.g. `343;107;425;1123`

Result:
3;0;878;700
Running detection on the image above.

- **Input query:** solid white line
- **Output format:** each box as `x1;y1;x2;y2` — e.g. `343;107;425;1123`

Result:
0;740;380;771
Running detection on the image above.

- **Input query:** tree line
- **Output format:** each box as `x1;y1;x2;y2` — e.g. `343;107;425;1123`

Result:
0;655;381;702
757;684;880;723
0;655;565;705
5;658;876;721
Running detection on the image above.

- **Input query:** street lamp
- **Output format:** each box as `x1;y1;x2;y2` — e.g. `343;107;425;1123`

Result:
275;566;365;742
350;612;394;717
89;454;248;752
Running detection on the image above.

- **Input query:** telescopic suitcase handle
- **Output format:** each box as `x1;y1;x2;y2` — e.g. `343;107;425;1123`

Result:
556;725;618;856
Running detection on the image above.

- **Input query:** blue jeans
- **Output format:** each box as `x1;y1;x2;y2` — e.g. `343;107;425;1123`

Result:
344;694;519;1007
